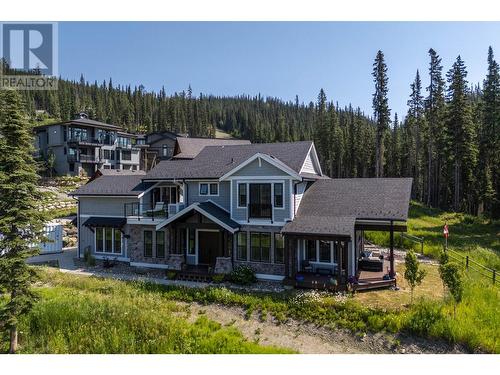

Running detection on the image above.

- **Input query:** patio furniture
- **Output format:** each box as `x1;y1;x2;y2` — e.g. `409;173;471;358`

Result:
358;250;384;272
145;202;165;216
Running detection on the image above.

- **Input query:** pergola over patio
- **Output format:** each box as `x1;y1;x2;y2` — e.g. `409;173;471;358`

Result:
282;178;413;291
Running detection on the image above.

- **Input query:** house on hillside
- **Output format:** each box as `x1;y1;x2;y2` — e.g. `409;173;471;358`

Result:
144;132;251;169
70;140;412;291
34;113;144;176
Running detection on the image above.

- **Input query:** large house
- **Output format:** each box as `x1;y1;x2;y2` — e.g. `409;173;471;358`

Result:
34;113;145;176
70;140;412;290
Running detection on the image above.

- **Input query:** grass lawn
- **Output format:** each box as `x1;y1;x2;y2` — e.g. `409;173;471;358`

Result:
355;263;444;310
0;270;293;354
2;268;497;354
366;201;500;270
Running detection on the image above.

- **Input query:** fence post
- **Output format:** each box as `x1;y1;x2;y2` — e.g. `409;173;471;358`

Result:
493;270;496;285
465;256;469;270
421;240;424;255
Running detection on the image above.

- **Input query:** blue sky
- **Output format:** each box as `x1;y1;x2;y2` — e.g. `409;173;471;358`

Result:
59;22;500;119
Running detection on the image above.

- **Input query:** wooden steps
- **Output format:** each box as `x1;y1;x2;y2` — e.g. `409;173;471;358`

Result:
353;279;396;292
176;271;212;283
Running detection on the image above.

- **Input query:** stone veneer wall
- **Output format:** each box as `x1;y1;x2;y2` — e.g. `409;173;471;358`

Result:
128;224;185;268
233;260;285;276
214;257;233;274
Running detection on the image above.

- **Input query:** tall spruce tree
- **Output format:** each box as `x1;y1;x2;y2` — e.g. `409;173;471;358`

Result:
446;56;478;213
479;47;500;217
372;50;391;177
0;90;47;353
406;70;425;200
425;49;446;208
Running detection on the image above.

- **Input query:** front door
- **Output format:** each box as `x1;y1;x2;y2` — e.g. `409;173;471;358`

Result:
197;230;220;265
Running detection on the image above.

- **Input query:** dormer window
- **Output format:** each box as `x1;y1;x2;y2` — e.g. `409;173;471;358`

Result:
274;183;283;208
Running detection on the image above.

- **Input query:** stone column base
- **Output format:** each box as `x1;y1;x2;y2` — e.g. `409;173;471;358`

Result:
214;257;233;274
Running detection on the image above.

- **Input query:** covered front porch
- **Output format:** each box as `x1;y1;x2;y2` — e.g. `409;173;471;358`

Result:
156;201;239;275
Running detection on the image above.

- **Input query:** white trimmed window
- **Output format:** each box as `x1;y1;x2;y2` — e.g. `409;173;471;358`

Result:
199;182;218;196
95;227;123;255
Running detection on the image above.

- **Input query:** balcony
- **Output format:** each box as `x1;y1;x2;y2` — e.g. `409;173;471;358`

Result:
124;202;186;222
67;154;101;164
248;203;272;220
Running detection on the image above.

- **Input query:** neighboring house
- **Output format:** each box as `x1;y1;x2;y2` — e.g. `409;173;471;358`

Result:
70;140;412;290
144;132;251;169
34;113;143;176
172;137;251;159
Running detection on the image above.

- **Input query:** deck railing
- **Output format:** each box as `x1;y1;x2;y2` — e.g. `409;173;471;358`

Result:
124;202;185;221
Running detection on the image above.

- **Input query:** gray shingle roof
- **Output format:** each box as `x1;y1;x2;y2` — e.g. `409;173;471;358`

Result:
145;141;314;180
173;137;251;159
282;178;413;237
197;202;240;230
35;117;123;131
70;174;154;196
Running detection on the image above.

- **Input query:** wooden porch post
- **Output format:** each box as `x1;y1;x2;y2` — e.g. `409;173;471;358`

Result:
284;236;290;278
389;220;395;278
291;237;297;279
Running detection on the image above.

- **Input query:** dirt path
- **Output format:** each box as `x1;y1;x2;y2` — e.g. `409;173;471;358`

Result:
180;302;466;354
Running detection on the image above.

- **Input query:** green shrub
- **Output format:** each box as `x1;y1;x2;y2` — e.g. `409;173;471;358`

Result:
229;265;257;285
83;248;96;267
166;271;177;280
404;300;445;336
211;274;225;283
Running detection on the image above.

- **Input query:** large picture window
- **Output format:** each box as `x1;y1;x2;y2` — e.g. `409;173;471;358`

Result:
95;227;122;255
236;232;247;261
249;183;272;219
250;232;271;263
274;233;284;264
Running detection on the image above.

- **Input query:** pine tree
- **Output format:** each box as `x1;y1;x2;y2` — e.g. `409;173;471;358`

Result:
406;70;425;200
479;47;500;217
425;48;447;208
0;90;47;353
446;56;479;213
372;50;391;177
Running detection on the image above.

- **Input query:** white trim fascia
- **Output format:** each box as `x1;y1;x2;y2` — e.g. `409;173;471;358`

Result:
255;273;285;281
236;220;286;227
219;153;301;181
79;214;125;218
73;195;140;198
130;261;170;270
137;181;161;198
299;142;323;176
225;175;294;181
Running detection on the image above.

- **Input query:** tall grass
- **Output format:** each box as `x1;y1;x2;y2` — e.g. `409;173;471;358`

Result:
10;269;497;353
0;272;292;354
365;201;500;270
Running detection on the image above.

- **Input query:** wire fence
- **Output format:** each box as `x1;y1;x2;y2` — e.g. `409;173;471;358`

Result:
399;232;498;287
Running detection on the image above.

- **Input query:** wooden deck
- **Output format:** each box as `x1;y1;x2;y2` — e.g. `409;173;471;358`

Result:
355;260;395;291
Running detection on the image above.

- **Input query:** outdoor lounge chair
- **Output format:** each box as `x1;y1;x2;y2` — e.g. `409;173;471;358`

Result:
145;202;166;216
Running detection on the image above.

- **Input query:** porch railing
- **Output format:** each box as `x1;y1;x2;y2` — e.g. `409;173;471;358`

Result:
124;202;185;221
